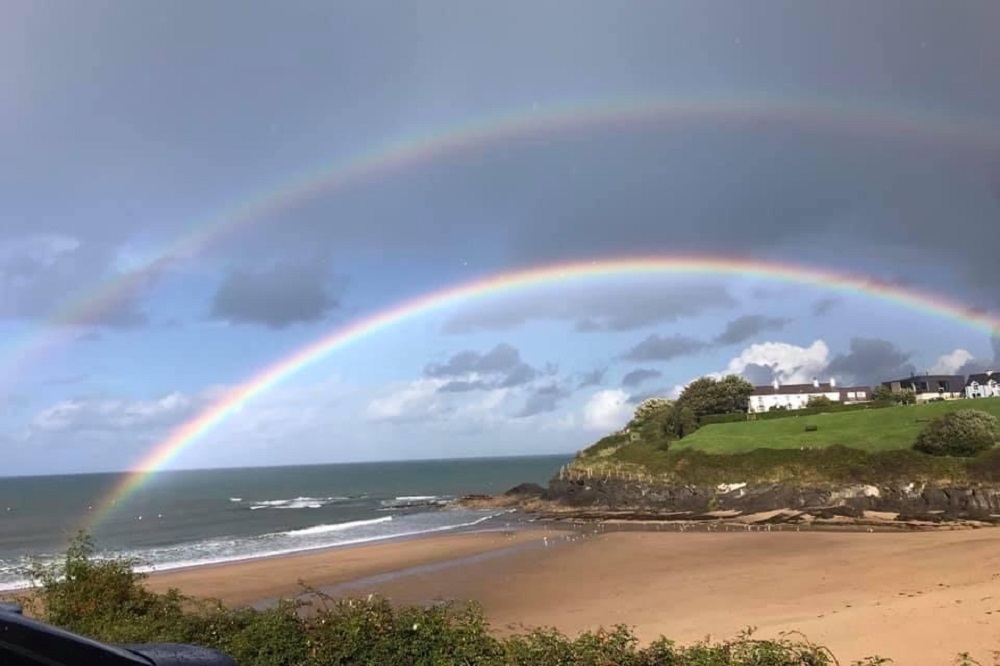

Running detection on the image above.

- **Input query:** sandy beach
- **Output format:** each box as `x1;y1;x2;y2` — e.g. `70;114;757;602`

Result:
147;525;1000;664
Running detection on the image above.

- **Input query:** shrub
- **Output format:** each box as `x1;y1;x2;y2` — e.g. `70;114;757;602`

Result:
806;395;833;409
913;410;1000;457
699;412;748;426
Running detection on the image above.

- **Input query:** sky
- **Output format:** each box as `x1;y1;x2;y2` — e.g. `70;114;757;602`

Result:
1;1;999;475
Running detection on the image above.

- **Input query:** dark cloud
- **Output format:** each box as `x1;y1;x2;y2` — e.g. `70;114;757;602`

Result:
621;334;708;362
209;261;340;328
425;343;539;390
825;338;916;386
443;283;735;334
812;297;841;316
4;3;1000;307
740;363;781;386
713;314;791;346
621;368;663;387
0;236;149;328
516;384;571;417
952;334;1000;376
577;367;606;389
626;387;670;405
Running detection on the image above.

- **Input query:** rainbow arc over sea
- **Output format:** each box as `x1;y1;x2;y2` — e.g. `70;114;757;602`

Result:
81;254;1000;531
5;92;1000;395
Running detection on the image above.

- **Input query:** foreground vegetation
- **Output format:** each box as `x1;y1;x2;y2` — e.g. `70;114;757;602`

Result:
10;533;943;666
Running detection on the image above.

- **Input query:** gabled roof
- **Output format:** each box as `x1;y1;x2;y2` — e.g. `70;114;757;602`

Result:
751;383;835;396
967;371;1000;386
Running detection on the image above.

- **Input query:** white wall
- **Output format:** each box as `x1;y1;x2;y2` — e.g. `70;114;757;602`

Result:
749;390;841;414
966;382;1000;399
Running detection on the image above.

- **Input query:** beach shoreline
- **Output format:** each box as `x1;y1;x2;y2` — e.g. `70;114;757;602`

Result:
137;520;1000;665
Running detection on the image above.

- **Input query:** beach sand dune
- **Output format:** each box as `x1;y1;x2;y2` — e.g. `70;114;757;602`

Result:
149;527;1000;664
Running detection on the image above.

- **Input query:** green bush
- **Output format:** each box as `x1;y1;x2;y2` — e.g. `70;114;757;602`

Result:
912;409;1000;457
15;533;891;666
699;412;749;426
753;402;889;421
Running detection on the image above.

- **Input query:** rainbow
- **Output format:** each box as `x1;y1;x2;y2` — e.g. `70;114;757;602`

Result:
5;93;1000;394
81;255;1000;529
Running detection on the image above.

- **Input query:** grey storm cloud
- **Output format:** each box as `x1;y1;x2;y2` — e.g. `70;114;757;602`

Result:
713;314;791;346
444;283;736;335
621;368;663;387
621;334;708;362
0;236;149;328
740;363;782;386
4;3;1000;335
825;338;916;386
577;367;607;389
812;297;841;316
626;387;670;406
516;384;572;418
952;334;1000;376
209;262;340;328
425;343;539;391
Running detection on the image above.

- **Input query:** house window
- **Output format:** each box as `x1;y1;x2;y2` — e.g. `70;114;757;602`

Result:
847;391;856;399
857;391;866;398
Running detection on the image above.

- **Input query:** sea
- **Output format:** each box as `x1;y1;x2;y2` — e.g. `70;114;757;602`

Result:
0;454;571;591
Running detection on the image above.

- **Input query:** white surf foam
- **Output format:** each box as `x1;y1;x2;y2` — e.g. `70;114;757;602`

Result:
0;510;510;591
282;516;392;537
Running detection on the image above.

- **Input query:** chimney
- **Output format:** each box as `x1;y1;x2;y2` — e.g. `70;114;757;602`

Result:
772;378;780;391
812;377;819;388
830;377;837;388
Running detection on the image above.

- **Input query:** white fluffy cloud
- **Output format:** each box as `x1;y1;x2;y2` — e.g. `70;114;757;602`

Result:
664;339;833;399
929;349;975;375
719;340;831;384
30;392;199;433
582;389;631;431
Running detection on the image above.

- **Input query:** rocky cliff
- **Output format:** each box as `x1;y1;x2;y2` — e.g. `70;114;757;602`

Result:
539;476;1000;523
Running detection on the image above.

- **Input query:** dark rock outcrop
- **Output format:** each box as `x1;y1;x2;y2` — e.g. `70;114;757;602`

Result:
540;477;1000;523
504;483;546;498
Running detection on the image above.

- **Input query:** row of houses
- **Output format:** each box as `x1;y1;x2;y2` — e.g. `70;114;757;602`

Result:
748;370;1000;414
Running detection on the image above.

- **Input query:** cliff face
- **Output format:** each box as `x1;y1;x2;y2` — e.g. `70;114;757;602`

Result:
542;477;1000;522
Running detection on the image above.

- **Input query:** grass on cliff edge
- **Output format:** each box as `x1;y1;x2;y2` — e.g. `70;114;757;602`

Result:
14;532;915;666
599;443;1000;486
674;398;1000;454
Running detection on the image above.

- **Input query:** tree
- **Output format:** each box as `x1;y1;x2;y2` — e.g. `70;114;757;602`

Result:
665;403;699;439
677;374;754;419
872;384;916;405
913;409;1000;457
806;395;834;409
628;397;673;429
872;385;894;403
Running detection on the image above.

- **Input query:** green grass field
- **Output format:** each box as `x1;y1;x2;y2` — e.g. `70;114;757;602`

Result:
673;397;1000;454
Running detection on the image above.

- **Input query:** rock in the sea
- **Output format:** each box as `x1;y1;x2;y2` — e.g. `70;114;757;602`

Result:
504;483;546;497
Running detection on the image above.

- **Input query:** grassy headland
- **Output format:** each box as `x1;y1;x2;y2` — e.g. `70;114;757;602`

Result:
676;398;1000;454
573;398;1000;487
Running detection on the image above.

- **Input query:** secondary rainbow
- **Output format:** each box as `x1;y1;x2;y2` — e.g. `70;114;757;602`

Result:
81;254;1000;529
5;93;1000;394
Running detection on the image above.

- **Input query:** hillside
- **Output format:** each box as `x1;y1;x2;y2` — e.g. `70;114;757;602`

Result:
567;397;1000;489
674;398;1000;453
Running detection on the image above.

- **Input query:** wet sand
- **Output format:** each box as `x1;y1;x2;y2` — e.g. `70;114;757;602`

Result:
147;526;1000;664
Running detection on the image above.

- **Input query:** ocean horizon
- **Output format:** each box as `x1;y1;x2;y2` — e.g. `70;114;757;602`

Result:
0;454;572;590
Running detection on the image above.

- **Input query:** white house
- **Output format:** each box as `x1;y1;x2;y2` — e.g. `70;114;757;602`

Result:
965;372;1000;399
881;374;965;402
748;377;871;414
